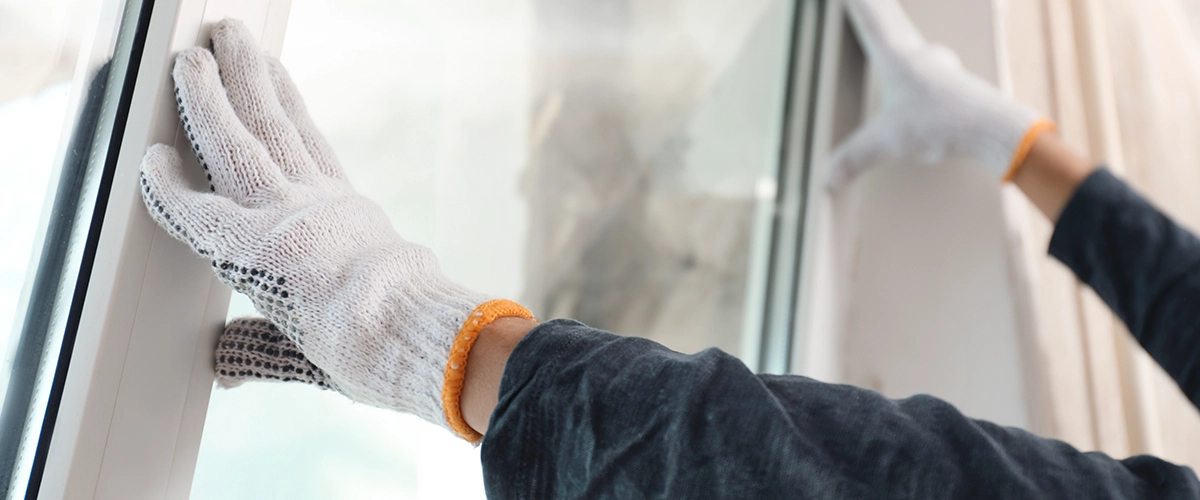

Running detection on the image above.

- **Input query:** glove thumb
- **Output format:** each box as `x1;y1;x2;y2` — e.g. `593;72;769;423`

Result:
826;116;905;193
215;317;331;389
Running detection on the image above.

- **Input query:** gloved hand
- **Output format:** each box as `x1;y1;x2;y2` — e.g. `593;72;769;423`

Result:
828;0;1055;190
139;19;532;442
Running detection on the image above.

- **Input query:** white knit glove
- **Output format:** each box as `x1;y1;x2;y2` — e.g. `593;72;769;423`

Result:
139;19;531;442
827;0;1054;190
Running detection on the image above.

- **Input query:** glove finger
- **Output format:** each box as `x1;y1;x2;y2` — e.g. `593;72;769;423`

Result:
265;56;347;181
215;317;331;389
825;116;904;193
845;0;927;61
140;144;248;257
209;19;323;183
173;46;288;205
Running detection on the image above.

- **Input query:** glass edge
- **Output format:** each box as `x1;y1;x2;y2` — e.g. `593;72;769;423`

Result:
0;0;156;498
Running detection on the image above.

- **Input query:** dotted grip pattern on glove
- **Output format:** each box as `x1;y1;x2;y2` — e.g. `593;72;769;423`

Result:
216;317;331;389
139;19;525;440
218;299;534;443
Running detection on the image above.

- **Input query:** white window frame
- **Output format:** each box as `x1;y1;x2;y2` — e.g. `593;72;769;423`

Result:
790;0;869;379
39;1;291;498
22;0;1027;497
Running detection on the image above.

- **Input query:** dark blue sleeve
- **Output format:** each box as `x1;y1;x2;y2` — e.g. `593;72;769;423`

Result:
1050;169;1200;409
480;319;1200;499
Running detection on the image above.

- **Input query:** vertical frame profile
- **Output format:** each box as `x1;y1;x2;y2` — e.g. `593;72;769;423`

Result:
789;0;869;379
38;1;291;499
751;0;828;375
0;0;156;497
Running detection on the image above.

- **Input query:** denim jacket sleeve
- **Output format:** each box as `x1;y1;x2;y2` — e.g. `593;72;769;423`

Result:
1050;168;1200;409
480;320;1199;499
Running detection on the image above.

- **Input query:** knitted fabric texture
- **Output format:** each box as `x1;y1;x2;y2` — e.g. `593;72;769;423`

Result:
827;0;1050;190
140;19;502;436
219;301;533;443
216;317;332;389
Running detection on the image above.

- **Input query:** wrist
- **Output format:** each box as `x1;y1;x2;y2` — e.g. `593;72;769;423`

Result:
1011;132;1096;221
460;316;538;436
442;300;535;442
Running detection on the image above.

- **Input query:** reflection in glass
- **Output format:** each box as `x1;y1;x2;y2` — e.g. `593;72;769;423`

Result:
192;0;793;498
522;0;792;356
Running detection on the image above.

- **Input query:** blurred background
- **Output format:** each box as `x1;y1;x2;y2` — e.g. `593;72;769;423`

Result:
2;0;1200;498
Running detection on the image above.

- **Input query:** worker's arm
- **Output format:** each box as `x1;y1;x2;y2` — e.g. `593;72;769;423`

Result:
1015;135;1200;408
832;0;1200;410
480;319;1200;499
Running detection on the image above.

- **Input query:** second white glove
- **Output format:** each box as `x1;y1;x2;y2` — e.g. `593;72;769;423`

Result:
828;0;1054;190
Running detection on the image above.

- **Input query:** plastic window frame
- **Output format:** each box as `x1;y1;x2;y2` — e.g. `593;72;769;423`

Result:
0;0;153;496
37;1;291;498
790;0;869;379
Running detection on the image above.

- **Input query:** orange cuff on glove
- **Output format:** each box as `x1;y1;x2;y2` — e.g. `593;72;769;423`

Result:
1002;119;1058;183
442;299;535;443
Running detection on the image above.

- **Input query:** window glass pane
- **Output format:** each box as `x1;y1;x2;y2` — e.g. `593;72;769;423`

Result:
0;0;138;495
192;0;794;497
